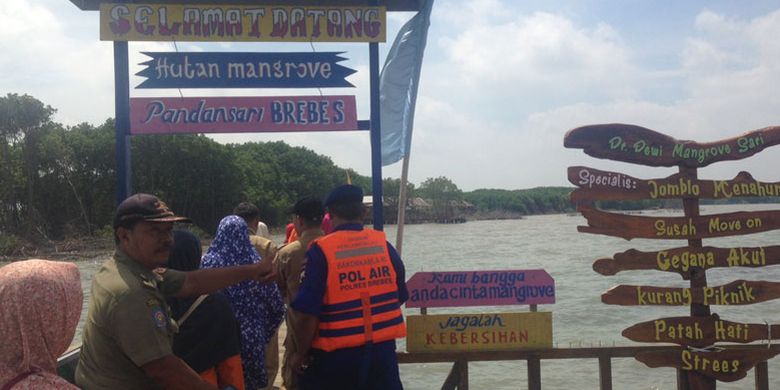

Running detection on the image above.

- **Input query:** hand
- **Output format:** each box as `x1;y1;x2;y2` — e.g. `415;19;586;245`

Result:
254;258;276;283
290;353;309;375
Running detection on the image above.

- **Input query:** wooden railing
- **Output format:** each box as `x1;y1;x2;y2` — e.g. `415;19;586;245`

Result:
59;343;778;389
397;344;779;390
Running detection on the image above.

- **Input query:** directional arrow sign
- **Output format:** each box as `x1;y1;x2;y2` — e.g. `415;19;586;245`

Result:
592;245;780;277
564;123;780;168
635;348;779;382
569;167;780;202
578;206;780;240
622;314;780;347
601;280;780;306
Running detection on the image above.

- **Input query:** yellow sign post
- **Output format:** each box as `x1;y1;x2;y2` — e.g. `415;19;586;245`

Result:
406;312;552;353
100;3;386;42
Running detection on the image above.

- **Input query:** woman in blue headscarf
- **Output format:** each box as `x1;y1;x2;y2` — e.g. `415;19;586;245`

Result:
201;215;285;390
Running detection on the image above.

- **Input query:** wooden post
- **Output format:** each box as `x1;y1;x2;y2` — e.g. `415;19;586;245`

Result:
441;360;468;390
676;369;689;390
458;359;469;390
598;356;612;390
395;153;411;255
680;166;715;390
754;361;768;390
527;303;541;389
527;354;541;390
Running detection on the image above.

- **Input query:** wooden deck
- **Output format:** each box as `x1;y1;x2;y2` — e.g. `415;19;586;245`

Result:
58;327;779;389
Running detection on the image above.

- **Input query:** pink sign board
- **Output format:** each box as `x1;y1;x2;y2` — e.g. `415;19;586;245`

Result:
130;95;357;134
405;269;555;308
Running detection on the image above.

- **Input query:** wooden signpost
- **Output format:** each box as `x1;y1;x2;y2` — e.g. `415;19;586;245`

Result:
593;245;780;278
406;269;555;352
569;167;780;202
635;349;779;383
405;269;555;388
565;124;780;387
578;206;780;240
406;312;552;352
601;280;780;306
405;269;555;308
622;314;780;347
563;123;780;168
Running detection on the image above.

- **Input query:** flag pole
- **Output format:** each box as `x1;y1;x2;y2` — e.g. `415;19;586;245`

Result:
395;153;411;255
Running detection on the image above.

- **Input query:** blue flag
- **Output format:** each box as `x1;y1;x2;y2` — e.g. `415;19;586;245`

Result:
380;0;434;166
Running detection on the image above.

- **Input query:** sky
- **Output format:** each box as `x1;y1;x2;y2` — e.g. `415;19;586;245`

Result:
3;0;780;191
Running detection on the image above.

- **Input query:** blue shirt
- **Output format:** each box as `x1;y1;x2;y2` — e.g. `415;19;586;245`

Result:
291;223;408;316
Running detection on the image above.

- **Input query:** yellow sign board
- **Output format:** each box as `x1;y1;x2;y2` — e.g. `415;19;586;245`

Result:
406;312;553;353
99;4;386;42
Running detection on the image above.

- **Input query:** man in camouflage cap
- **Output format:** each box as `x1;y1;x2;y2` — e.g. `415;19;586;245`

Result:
77;193;274;390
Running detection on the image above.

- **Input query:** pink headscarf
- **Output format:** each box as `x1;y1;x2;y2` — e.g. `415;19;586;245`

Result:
0;260;82;389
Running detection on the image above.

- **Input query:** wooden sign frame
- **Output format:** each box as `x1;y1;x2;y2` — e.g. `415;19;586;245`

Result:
564;123;780;168
622;314;780;347
405;270;555;308
593;245;780;278
635;348;779;382
406;312;553;353
578;206;780;240
601;280;780;306
569;167;780;202
564;123;780;388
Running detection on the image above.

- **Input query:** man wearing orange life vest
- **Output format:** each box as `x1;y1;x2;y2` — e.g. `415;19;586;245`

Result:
290;185;408;390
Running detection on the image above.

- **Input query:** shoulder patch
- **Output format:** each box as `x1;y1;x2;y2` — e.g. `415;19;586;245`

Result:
151;307;167;328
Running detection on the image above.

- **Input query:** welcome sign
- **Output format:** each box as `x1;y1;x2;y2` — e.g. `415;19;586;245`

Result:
405;270;555;308
137;52;356;89
100;4;386;42
130;96;357;134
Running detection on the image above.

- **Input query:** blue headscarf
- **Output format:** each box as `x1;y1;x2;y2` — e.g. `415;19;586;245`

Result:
201;215;284;389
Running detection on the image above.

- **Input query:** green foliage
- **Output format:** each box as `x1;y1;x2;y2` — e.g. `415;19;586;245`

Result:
231;142;368;227
0;234;23;257
417;176;463;220
0;93;373;241
464;187;575;215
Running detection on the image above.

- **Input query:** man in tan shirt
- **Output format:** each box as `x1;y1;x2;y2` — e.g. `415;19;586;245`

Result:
275;197;324;390
77;193;276;390
234;202;277;261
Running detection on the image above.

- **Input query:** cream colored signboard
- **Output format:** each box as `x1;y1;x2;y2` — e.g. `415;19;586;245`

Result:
100;4;386;42
406;312;552;353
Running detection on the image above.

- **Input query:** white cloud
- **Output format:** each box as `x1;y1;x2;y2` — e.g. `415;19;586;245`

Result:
439;11;636;100
5;1;780;191
0;1;114;125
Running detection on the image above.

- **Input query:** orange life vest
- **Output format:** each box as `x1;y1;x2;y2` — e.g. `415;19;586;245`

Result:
311;229;406;351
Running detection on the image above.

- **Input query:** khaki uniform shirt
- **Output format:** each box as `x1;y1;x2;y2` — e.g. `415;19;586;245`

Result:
275;229;322;304
250;234;277;262
275;228;322;390
75;250;185;390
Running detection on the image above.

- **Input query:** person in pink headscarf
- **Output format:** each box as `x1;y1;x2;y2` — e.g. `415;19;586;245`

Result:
0;259;82;390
